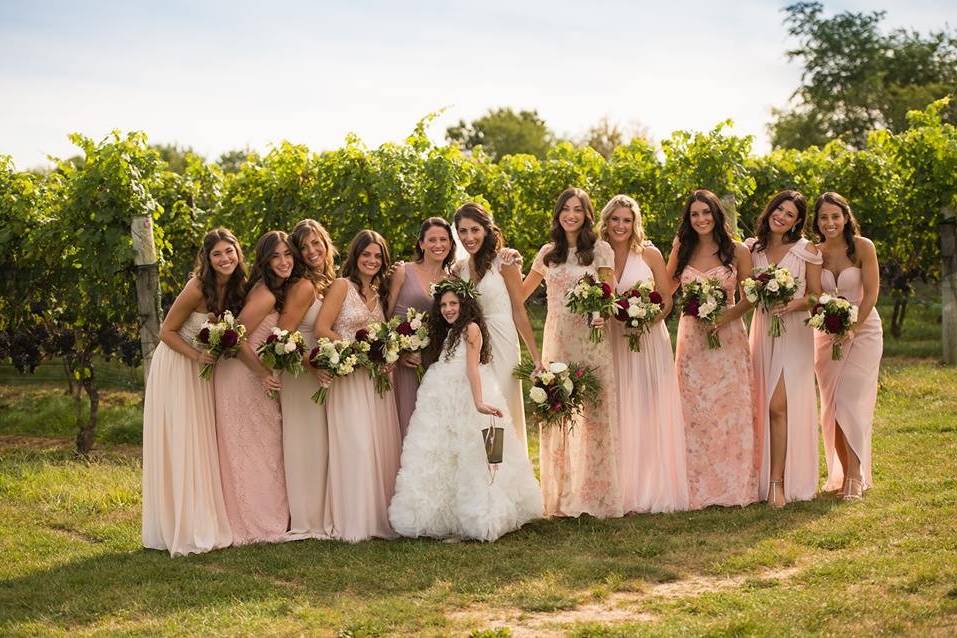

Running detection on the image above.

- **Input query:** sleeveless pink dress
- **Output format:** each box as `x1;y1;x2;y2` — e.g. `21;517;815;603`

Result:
675;264;759;509
747;237;823;503
815;267;882;491
214;312;290;544
326;283;402;541
609;250;689;513
390;265;433;439
530;241;622;518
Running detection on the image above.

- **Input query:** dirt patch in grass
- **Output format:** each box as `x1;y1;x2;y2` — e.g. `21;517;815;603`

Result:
0;434;141;460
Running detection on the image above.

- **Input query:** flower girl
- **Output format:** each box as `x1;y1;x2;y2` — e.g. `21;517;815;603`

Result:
388;278;543;542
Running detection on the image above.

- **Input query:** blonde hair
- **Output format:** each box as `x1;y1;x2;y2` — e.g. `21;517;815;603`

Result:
290;219;337;294
598;194;646;253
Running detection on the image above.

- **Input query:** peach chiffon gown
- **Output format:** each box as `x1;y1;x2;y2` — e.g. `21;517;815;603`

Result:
326;284;402;541
609;250;690;513
747;237;823;503
142;311;232;556
214;312;290;544
531;241;622;518
675;265;759;509
814;267;882;492
279;297;333;538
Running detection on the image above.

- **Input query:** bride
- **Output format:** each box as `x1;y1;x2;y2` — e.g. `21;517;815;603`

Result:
388;278;543;542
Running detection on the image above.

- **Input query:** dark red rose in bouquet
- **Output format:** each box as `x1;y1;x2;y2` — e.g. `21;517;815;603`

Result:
220;329;238;349
355;328;370;342
600;282;613;298
396;321;414;336
265;333;278;344
683;297;700;317
197;327;211;344
757;272;773;284
614;299;630;321
649;291;663;305
824;314;844;333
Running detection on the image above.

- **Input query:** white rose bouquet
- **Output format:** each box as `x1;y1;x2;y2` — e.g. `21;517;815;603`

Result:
679;278;729;349
395;307;430;382
613;280;664;352
743;264;799;337
513;359;602;438
806;294;859;360
192;310;247;380
255;326;306;399
307;338;361;404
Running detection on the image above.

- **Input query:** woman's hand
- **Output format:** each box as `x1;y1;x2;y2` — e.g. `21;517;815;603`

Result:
475;402;503;417
196;350;217;365
312;368;333;387
532;358;544;374
590;315;606;329
771;299;802;317
260;371;281;394
399;352;421;369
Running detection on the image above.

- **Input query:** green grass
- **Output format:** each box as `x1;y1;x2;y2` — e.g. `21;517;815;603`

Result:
1;293;955;636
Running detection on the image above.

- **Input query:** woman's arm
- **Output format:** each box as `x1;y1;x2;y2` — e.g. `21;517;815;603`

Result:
644;246;674;319
664;237;682;296
464;322;501;417
521;269;544;302
158;278;213;363
314;279;349;341
500;262;542;367
855;237;880;326
277;278;314;332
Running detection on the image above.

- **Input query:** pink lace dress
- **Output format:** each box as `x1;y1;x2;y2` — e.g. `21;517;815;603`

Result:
814;267;882;492
530;241;622;518
675;264;759;509
214;312;290;545
609;250;689;513
748;237;824;503
326;283;402;542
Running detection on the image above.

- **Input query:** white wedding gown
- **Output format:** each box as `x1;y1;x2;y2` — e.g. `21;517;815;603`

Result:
388;334;543;542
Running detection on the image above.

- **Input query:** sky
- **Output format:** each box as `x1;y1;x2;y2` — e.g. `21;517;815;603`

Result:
1;0;954;169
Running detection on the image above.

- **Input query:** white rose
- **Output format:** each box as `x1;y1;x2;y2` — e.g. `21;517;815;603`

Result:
272;326;283;336
549;362;568;374
328;353;340;365
274;343;286;356
635;306;647;319
222;310;234;323
283;340;297;353
410;318;422;331
563;379;574;394
766;280;780;293
746;291;759;303
699;301;716;318
540;371;555;385
627;305;640;318
818;293;833;305
849;307;859;323
529;386;548;404
774;270;790;284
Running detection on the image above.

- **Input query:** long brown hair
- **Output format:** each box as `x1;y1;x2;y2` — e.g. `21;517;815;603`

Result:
543;187;598;267
423;284;492;365
340;229;392;307
672;190;736;279
812;192;861;263
453;203;505;281
753;190;808;253
191;227;247;316
290;219;337;294
246;230;305;312
413;216;456;272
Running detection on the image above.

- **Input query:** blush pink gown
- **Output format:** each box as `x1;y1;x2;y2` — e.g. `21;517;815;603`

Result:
814;267;882;492
530;241;622;519
214;311;290;545
610;250;689;513
747;237;824;503
326;283;402;542
390;265;433;439
675;264;759;509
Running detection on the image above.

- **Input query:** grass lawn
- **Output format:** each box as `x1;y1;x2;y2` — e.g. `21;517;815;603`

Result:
1;297;955;636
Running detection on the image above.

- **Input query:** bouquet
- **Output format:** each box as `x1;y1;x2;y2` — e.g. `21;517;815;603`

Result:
806;294;859;360
307;338;361;404
192;310;246;380
613;280;664;352
743;264;799;337
395;307;430;382
680;278;728;349
565;274;616;344
357;318;401;395
255;327;306;399
513;359;602;438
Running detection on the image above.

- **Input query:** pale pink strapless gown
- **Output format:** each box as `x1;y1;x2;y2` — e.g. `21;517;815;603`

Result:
747;237;823;503
214;312;290;544
675;265;759;509
609;250;689;513
814;267;882;491
326;283;402;542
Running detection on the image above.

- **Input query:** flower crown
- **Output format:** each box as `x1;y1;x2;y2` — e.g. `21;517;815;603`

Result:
430;277;480;300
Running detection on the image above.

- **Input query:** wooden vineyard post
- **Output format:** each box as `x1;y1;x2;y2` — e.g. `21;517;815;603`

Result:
131;214;163;384
941;206;957;364
721;193;738;237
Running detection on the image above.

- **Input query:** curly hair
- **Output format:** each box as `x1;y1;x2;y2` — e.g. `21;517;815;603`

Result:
673;190;736;280
290;219;337;294
453;202;505;281
812;192;861;262
753;190;808;253
246;230;305;312
423;282;492;366
543;187;598;267
191;227;247;316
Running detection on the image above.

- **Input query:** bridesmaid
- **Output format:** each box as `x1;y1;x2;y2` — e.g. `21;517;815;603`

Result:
812;192;882;500
599;195;689;513
387;217;455;438
521;187;622;519
214;231;293;544
142;228;234;556
746;190;823;508
278;219;337;538
455;202;542;453
315;229;402;542
666;189;759;510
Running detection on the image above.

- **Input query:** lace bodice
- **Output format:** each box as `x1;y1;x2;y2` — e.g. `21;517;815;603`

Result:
459;257;513;320
177;312;209;343
821;267;864;305
334;282;384;339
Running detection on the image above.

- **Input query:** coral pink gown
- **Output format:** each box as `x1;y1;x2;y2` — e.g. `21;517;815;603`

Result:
747;237;823;503
675;264;759;509
814;267;882;491
531;241;622;518
609;250;689;513
214;312;290;544
326;284;402;541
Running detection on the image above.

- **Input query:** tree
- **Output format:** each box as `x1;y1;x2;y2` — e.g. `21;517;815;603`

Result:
579;116;651;160
770;2;957;149
446;108;554;161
